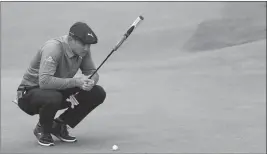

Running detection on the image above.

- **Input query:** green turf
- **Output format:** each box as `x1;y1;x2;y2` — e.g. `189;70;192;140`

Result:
1;2;266;153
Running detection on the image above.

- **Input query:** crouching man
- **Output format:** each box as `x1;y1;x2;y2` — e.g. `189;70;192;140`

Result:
15;22;106;146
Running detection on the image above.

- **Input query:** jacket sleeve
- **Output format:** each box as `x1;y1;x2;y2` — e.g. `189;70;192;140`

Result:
38;42;78;90
80;50;99;84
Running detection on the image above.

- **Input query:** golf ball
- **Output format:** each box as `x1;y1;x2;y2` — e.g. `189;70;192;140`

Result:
112;145;118;151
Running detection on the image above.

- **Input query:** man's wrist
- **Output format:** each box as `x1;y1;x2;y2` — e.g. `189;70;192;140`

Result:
70;78;81;88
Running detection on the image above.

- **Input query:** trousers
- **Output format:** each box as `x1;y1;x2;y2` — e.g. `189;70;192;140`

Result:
17;85;106;133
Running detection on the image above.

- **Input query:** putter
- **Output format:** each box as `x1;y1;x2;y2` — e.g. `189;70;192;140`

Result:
70;15;144;102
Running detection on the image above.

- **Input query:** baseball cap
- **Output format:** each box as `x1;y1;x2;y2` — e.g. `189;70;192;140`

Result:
69;22;98;44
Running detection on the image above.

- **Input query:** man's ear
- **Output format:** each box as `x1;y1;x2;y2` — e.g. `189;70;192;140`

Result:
69;36;76;46
68;35;74;43
68;36;75;50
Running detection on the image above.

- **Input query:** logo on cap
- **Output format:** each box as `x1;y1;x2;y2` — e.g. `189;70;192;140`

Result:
88;33;94;38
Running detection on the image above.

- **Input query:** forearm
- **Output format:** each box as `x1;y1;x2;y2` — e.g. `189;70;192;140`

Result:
39;74;79;90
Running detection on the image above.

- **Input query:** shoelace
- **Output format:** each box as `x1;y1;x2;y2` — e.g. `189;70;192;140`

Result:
43;134;53;141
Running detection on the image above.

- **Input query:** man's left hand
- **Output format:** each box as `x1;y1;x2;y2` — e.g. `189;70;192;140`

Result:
82;79;95;91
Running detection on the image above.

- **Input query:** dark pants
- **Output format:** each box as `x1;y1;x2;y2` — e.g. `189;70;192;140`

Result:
18;85;106;133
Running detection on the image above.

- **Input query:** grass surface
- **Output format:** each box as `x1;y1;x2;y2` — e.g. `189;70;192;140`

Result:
1;2;266;153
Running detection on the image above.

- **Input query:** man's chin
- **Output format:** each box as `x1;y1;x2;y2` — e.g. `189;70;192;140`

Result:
80;53;87;57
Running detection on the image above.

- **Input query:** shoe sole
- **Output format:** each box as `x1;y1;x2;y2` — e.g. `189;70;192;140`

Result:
53;134;77;143
37;141;55;146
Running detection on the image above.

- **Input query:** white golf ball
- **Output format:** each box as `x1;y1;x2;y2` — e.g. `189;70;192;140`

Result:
112;145;118;151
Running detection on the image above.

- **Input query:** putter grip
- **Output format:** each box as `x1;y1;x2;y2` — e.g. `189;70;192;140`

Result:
113;15;144;51
132;15;144;27
125;16;144;37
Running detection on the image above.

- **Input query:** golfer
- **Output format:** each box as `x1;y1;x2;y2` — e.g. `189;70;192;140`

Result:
15;22;106;146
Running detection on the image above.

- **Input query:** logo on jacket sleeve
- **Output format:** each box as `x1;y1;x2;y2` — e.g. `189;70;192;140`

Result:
45;56;55;62
44;56;56;65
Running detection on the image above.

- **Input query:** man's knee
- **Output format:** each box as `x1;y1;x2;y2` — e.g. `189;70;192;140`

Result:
80;85;106;104
90;85;106;103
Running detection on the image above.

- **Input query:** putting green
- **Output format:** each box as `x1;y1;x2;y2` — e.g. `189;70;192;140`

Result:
1;2;266;153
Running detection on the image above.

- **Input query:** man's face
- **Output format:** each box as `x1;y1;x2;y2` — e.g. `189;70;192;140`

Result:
69;38;91;57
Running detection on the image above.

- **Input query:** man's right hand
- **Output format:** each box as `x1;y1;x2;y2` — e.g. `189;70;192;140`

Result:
76;75;95;91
